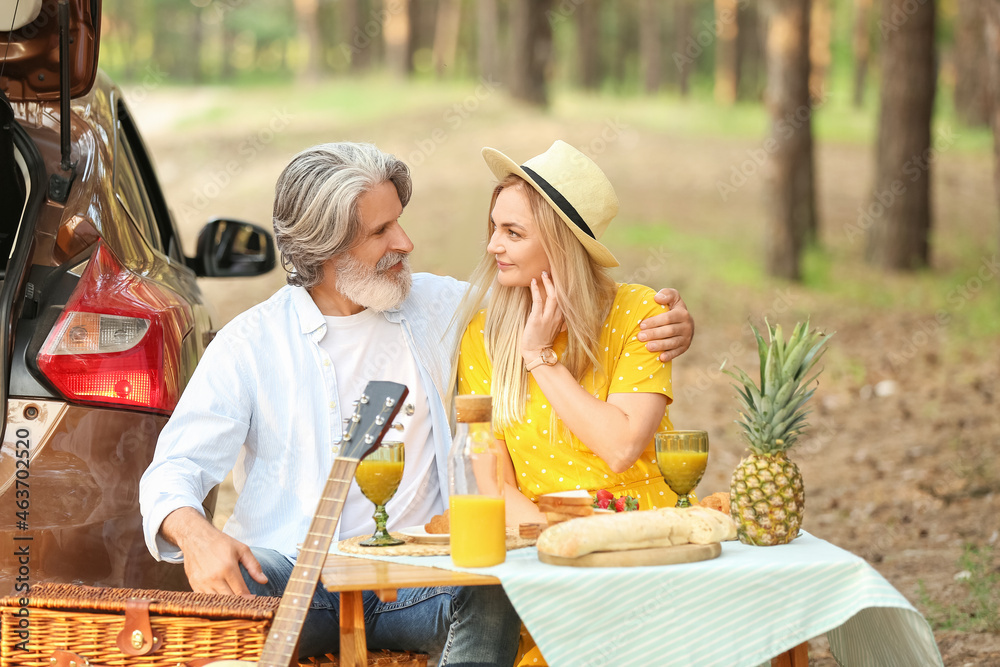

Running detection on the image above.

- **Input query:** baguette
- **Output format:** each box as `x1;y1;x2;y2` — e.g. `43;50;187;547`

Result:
537;510;690;559
537;506;737;559
682;506;737;544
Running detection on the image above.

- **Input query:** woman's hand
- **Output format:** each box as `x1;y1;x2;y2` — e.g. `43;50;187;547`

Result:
521;271;564;363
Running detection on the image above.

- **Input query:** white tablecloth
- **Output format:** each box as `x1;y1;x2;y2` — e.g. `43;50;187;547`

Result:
332;531;943;667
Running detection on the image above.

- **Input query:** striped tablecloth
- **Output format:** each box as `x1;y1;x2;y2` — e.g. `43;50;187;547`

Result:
332;531;943;667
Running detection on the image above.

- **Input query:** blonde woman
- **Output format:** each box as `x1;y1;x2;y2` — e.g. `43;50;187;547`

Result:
456;140;679;529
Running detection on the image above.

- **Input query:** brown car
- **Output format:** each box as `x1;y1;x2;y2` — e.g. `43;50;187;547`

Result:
0;0;275;595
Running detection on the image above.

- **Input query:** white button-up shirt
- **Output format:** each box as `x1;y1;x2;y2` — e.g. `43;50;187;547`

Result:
139;274;467;562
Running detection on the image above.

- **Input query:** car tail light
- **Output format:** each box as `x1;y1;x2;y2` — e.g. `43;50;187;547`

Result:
37;242;194;413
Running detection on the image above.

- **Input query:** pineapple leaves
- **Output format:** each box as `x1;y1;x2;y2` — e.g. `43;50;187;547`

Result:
727;319;834;454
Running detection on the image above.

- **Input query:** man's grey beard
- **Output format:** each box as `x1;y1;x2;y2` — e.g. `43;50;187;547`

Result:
335;252;412;312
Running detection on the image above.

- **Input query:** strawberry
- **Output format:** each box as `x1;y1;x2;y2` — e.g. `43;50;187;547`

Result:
613;497;627;512
593;489;614;509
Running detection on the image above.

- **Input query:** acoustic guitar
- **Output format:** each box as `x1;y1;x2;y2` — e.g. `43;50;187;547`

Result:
201;379;409;667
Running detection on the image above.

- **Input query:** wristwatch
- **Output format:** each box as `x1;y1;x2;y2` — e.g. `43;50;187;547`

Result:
525;348;558;372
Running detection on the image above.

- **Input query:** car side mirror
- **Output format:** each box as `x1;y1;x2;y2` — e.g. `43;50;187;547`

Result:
193;218;276;278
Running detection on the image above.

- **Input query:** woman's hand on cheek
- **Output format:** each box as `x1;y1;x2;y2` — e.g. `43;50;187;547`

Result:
521;271;564;362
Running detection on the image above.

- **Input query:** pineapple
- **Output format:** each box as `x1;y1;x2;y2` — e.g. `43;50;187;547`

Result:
724;320;832;546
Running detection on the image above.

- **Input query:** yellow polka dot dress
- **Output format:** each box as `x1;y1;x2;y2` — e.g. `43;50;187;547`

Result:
458;284;678;510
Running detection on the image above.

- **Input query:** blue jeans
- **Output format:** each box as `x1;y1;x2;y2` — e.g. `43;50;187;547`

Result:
242;548;520;667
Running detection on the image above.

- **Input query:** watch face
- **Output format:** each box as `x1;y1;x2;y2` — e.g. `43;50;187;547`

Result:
541;348;558;365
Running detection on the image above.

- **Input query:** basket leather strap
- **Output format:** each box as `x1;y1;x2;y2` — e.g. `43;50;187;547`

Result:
49;649;93;667
115;598;163;656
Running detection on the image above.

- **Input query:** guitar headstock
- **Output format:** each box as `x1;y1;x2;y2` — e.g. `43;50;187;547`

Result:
339;381;409;461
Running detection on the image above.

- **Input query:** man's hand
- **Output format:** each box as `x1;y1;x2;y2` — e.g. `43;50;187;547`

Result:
160;507;267;597
638;288;695;363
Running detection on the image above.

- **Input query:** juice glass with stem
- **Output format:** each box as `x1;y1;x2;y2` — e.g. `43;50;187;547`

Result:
356;440;405;546
655;430;709;508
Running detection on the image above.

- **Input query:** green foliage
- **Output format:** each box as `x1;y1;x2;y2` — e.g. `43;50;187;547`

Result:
919;544;1000;633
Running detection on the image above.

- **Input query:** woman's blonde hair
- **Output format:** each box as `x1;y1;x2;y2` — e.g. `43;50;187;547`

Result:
454;175;617;429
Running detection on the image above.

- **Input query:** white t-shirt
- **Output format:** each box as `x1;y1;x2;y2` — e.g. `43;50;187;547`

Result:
320;308;442;539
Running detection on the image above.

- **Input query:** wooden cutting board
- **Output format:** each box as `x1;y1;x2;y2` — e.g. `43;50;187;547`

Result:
538;542;722;567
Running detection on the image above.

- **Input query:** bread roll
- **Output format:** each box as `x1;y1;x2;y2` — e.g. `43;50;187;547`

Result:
424;511;450;534
698;492;731;516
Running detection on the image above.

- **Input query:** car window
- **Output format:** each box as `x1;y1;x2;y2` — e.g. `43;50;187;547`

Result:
115;135;163;252
116;102;185;264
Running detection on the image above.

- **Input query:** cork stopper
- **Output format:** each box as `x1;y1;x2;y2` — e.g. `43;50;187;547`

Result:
455;394;492;423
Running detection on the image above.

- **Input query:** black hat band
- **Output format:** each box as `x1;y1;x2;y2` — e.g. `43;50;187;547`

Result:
520;165;596;240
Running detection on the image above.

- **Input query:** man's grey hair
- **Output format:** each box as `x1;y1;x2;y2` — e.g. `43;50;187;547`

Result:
272;142;412;288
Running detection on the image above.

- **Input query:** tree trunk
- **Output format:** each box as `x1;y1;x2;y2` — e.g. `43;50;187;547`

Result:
509;0;553;106
384;0;412;77
675;0;694;97
763;0;815;281
576;0;602;90
852;0;873;107
221;21;237;80
433;0;462;76
714;0;740;105
477;0;500;82
293;0;323;81
866;0;936;271
190;9;204;83
737;2;765;101
810;0;832;102
611;0;636;92
985;2;1000;242
955;0;990;127
639;0;660;94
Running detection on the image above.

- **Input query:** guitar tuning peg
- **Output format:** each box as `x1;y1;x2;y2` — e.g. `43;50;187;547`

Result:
390;422;404;431
352;400;360;407
404;403;415;416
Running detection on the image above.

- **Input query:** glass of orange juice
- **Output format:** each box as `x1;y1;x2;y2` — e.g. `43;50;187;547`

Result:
357;440;405;546
655;430;709;508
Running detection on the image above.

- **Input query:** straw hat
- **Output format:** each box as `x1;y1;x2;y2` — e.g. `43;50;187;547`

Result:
482;140;620;268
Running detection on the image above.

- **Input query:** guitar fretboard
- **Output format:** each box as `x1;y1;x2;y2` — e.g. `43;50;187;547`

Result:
256;457;358;667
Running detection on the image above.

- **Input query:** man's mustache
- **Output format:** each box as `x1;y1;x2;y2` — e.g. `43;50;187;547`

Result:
376;252;410;272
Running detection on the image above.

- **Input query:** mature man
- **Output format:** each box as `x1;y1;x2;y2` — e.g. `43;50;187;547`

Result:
139;142;694;665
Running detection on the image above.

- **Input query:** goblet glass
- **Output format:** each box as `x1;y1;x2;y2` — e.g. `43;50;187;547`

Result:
655;430;709;508
356;440;405;546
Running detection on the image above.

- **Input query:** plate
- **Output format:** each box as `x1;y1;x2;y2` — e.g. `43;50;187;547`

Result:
397;525;450;544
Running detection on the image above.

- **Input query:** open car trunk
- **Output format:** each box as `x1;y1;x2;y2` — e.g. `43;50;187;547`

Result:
0;91;45;446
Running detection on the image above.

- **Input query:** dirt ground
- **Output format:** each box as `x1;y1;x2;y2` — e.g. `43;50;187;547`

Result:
129;81;1000;665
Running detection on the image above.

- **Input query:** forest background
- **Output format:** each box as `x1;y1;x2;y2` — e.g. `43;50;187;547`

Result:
99;1;998;663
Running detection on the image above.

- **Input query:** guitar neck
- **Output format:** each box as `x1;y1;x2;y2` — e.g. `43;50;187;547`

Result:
256;457;359;667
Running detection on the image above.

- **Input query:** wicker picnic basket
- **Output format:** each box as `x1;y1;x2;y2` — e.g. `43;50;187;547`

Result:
0;583;280;667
